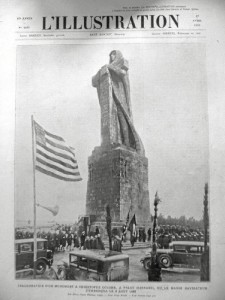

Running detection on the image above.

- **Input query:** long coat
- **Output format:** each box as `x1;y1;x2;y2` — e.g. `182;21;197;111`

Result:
112;237;122;252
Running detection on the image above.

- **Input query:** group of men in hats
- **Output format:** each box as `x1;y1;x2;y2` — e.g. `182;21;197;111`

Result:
80;230;105;250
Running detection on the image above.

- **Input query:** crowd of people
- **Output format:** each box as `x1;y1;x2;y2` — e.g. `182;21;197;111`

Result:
15;225;106;254
15;224;133;254
15;223;206;253
121;224;206;248
156;225;205;249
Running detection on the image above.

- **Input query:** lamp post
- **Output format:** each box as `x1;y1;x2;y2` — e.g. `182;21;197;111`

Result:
106;205;112;250
148;192;162;281
152;192;160;255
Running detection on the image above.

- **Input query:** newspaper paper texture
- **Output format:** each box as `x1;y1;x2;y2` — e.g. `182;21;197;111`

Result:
0;0;225;299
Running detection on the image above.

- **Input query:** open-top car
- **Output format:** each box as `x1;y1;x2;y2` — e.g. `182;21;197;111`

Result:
56;249;129;281
140;241;208;270
15;238;53;275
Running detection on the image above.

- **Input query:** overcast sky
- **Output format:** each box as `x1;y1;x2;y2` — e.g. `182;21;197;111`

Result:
15;42;208;225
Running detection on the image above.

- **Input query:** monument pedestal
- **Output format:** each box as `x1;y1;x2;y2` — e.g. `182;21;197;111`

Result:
86;145;151;238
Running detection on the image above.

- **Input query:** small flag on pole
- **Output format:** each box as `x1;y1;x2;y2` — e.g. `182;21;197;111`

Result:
33;120;82;182
128;214;136;235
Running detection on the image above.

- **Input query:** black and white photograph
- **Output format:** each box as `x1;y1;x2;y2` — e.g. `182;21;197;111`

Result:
15;43;209;282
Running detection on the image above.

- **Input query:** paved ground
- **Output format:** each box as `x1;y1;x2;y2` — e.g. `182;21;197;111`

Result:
123;248;199;282
48;247;200;282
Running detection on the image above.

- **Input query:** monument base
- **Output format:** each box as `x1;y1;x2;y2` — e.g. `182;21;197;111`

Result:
86;145;151;238
89;221;123;239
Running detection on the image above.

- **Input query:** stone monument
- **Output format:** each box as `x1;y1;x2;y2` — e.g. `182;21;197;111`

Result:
86;50;151;237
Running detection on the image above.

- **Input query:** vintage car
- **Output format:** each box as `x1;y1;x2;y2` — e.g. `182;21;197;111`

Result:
56;249;129;281
140;241;208;270
15;238;53;275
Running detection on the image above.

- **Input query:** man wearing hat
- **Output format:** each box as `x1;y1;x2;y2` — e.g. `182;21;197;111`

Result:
96;234;105;250
80;231;86;250
112;229;122;252
83;235;91;250
89;232;95;249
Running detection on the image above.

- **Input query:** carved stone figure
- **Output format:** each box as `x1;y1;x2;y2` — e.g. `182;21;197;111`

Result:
92;50;144;155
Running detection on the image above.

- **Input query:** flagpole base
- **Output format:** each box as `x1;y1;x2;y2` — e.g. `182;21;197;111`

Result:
148;261;162;281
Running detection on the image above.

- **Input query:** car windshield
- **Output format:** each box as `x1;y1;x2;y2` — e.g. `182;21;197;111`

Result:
88;259;98;271
70;254;100;272
70;254;79;264
37;241;45;250
188;246;203;253
20;243;32;252
174;245;187;252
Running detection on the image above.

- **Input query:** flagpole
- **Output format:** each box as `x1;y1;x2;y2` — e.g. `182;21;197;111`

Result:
31;115;37;279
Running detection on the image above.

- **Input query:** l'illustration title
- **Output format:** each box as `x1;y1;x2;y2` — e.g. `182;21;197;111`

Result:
42;15;179;30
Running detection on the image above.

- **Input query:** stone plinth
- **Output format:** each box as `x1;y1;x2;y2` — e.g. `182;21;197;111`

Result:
86;145;151;237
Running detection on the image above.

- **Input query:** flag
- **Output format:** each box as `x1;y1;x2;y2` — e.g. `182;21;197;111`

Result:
128;214;136;235
33;120;82;182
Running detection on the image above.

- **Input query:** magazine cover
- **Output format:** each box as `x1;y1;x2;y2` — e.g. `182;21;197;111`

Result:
0;0;225;299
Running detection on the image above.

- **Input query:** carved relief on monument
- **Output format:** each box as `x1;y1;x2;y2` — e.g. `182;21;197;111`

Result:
112;158;120;178
112;157;128;180
120;158;128;179
137;182;144;209
115;197;120;208
88;163;94;181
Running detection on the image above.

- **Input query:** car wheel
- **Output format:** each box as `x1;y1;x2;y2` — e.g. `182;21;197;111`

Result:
36;260;47;275
158;254;172;268
143;258;151;270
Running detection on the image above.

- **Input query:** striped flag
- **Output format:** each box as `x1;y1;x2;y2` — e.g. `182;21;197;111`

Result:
33;120;82;182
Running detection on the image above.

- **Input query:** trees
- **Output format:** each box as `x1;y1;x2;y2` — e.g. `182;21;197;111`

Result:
155;214;203;230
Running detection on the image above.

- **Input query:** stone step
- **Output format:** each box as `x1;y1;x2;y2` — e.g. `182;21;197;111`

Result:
103;240;151;251
122;243;151;251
